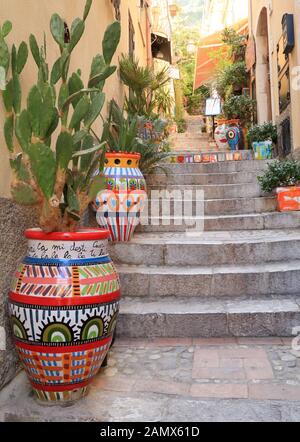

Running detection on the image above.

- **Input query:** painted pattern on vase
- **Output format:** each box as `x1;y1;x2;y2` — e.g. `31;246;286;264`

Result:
8;228;120;403
95;152;147;242
215;120;230;150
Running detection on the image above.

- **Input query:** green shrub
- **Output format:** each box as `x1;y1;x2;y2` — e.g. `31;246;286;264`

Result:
247;122;278;146
215;62;248;100
222;95;256;127
175;118;187;133
258;160;300;193
102;101;169;174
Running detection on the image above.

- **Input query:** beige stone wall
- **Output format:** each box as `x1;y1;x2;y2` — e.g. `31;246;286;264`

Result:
0;0;149;198
249;0;300;152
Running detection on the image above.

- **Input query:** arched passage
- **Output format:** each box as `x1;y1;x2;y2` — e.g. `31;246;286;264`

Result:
255;7;272;123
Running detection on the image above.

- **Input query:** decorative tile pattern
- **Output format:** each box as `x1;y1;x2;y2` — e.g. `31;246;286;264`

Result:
9;235;121;403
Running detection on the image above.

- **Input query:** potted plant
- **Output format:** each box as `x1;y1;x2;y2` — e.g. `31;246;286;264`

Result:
222;95;256;149
94;100;147;241
247;122;277;160
258;160;300;212
94;101;170;241
1;0;122;404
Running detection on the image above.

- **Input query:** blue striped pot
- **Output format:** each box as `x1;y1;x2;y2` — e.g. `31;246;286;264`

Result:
95;152;147;241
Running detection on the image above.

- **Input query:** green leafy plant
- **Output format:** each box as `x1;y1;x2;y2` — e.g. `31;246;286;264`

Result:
103;100;140;153
187;84;210;115
247;122;278;146
222;95;256;127
258;160;300;193
154;86;174;117
215;62;248;100
0;1;121;232
102;101;169;174
221;27;247;62
119;55;170;117
174;118;187;133
136;140;170;175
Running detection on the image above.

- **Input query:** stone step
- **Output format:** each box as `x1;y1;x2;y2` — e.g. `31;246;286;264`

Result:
117;296;300;338
170;133;209;140
171;145;215;151
162;160;273;174
116;260;300;299
171;145;214;152
137;212;300;233
147;183;262;199
146;172;259;186
204;197;276;215
171;139;209;144
145;196;276;216
109;230;300;266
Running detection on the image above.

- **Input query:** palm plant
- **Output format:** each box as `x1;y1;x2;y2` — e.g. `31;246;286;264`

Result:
119;55;170;117
135;140;170;175
102;101;169;174
154;86;174;117
103;100;140;152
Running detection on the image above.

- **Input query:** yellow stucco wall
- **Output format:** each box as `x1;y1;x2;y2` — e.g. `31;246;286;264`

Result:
249;0;300;152
0;0;149;198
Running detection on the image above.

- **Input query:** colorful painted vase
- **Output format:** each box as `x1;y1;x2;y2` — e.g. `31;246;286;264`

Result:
215;119;243;151
9;228;121;403
95;152;147;242
226;126;241;151
215;120;230;150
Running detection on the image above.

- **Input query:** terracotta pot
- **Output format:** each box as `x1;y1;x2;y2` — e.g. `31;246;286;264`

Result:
9;228;120;403
95;152;147;241
277;186;300;212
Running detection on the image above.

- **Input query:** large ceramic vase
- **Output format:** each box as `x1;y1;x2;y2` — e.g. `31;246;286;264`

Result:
225;120;243;151
215;119;243;151
8;228;120;403
215;119;230;150
95;152;147;242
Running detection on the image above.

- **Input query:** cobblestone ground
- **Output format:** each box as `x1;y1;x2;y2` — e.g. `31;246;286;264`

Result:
1;337;300;422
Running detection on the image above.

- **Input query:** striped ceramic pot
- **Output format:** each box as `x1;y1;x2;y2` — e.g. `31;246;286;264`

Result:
95;152;147;241
8;228;121;403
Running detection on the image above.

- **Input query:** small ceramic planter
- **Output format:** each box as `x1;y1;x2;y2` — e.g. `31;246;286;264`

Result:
95;152;147;241
253;141;273;160
276;186;300;212
9;228;120;404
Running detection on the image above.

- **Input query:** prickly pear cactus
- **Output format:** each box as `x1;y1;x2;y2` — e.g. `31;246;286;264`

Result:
0;0;121;232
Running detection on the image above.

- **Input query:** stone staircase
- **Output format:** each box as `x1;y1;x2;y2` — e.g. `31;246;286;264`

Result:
110;159;300;339
169;115;218;152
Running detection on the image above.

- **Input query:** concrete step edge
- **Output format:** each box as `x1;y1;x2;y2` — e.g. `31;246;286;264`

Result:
119;295;300;315
116;259;300;275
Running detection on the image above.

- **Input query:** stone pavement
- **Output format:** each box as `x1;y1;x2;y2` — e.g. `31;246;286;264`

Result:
1;337;300;422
